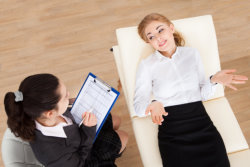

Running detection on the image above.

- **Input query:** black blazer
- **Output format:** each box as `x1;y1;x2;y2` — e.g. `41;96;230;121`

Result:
30;109;96;167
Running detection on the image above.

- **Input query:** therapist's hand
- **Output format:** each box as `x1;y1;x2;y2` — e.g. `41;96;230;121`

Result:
211;69;248;90
69;98;76;105
82;112;97;127
145;101;168;125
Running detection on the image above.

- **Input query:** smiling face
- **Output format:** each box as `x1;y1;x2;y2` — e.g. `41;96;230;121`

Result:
144;21;176;56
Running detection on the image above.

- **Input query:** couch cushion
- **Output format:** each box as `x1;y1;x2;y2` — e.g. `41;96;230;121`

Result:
113;46;130;106
132;116;161;167
204;97;249;153
228;149;250;167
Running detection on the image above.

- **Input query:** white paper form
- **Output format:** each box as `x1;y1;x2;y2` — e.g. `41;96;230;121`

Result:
70;75;118;131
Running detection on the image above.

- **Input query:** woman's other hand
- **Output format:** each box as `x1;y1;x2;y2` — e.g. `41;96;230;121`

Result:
82;112;97;127
145;101;168;125
211;69;248;90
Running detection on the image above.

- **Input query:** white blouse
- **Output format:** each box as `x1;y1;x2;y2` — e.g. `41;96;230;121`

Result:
35;115;73;138
134;46;217;117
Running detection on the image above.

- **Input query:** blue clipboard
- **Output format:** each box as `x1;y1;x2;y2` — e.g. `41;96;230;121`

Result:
70;72;120;142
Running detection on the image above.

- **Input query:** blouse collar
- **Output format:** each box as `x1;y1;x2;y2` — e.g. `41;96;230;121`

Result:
35;115;73;138
154;47;179;61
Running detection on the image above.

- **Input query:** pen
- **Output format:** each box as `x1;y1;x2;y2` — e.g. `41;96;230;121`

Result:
79;108;93;127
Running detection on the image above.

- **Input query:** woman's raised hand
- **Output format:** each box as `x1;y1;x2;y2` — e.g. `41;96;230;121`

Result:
145;101;168;125
211;69;248;90
82;112;97;127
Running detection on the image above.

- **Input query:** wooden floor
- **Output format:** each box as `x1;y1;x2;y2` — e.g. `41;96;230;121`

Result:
0;0;249;166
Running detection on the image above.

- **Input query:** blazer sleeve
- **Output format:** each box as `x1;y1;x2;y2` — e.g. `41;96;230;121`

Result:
47;125;96;167
78;124;96;157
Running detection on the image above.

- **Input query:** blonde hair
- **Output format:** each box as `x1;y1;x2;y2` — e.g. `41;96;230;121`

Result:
138;13;185;46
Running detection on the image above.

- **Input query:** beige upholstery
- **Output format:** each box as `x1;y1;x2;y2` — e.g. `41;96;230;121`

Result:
228;150;250;167
203;97;248;153
112;15;250;167
1;128;44;167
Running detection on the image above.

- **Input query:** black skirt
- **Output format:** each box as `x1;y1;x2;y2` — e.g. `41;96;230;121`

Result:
158;101;230;167
85;114;122;167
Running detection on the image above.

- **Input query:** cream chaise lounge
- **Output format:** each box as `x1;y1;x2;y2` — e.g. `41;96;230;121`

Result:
112;15;250;167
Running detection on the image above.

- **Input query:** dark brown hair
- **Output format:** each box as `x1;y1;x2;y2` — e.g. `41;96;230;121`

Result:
138;13;185;46
4;74;61;141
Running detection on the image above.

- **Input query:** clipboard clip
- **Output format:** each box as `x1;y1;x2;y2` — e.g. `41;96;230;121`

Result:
94;77;111;92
